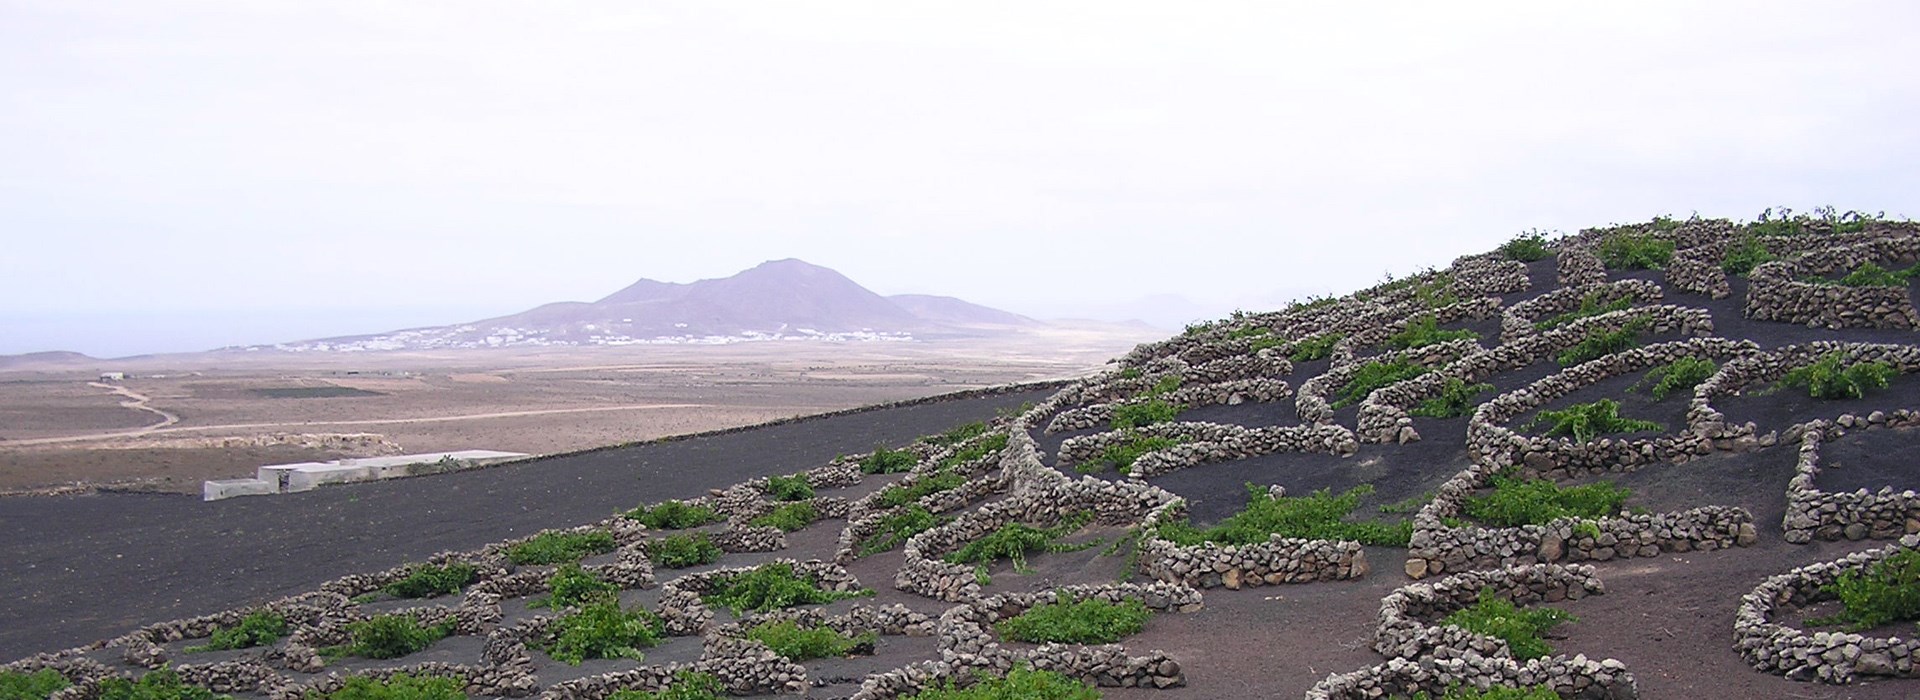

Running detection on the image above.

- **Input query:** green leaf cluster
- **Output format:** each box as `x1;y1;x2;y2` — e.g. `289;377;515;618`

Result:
902;666;1100;700
333;615;453;660
994;595;1149;645
383;563;477;599
1534;292;1632;331
703;563;872;615
1595;232;1674;270
944;512;1097;573
1109;399;1183;430
1632;357;1716;402
1499;232;1551;262
624;500;721;530
1409;378;1494;419
764;474;814;502
858;505;946;557
1554;321;1645;367
0;669;70;700
1461;471;1629;528
1387;315;1478;351
1288;332;1343;362
1441;588;1575;660
1719;236;1776;276
186;611;287;652
1080;433;1183;473
939;434;1009;469
748;501;818;532
1778;351;1896;400
860;445;919;474
1814;261;1920;287
507;531;617;566
606;672;723;700
537;564;617;608
745;620;875;661
308;674;465;700
1808;549;1920;631
876;469;967;509
1411;684;1561;699
544;602;664;665
97;669;227;700
646;533;723;569
1155;483;1411;547
1333;360;1429;408
1524;399;1661;442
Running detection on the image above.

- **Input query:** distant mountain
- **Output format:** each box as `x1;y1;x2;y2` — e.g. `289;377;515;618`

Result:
259;259;1041;352
0;351;97;369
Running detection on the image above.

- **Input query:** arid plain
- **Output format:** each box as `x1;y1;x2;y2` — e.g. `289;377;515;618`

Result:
0;326;1159;494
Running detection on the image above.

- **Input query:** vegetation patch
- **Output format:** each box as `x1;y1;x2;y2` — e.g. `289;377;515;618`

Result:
1775;351;1896;400
1109;399;1183;430
1534;292;1633;331
309;674;465;700
1441;588;1575;660
186;610;286;652
533;564;617;608
764;474;815;502
1499;231;1551;262
624;500;721;530
749;501;819;533
1524;399;1662;442
875;469;967;509
1631;357;1716;402
945;512;1099;574
96;669;226;700
0;669;69;700
1409;684;1560;700
744;620;875;661
1333;360;1430;409
383;563;477;600
328;615;453;660
902;665;1100;700
995;594;1150;645
507;531;617;566
938;433;1009;469
1156;483;1411;547
1807;549;1920;632
1078;433;1184;474
1288;332;1343;362
860;445;919;474
1461;471;1629;528
858;505;947;557
606;671;723;700
647;533;723;569
923;421;989;447
1720;236;1776;276
1809;261;1920;288
544;602;664;665
1554;320;1646;367
1386;315;1479;351
1595;232;1674;270
1409;378;1495;419
702;562;872;615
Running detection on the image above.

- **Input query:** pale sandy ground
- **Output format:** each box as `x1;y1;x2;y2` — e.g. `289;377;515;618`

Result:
0;327;1158;493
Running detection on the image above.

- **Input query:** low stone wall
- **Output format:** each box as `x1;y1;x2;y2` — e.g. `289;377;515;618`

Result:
1133;496;1368;589
1304;563;1638;699
1557;242;1607;287
1300;339;1481;425
1124;423;1358;478
1782;419;1920;544
1690;342;1920;450
1330;296;1502;367
1735;534;1920;684
1500;279;1664;344
1044;378;1292;434
1745;230;1920;329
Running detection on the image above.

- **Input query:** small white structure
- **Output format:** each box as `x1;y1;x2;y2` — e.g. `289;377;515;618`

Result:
203;450;527;501
99;372;126;381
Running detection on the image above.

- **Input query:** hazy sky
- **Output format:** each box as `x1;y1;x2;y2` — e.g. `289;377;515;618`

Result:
5;2;1919;357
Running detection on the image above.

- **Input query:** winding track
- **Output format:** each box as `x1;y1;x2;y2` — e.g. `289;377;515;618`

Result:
0;388;1047;660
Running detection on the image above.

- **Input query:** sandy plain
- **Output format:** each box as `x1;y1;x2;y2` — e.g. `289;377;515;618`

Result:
0;325;1160;493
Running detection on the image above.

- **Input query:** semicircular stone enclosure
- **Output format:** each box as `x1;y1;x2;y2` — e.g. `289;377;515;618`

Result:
12;212;1920;700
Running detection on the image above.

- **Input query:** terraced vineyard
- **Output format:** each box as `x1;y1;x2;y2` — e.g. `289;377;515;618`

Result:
12;212;1920;699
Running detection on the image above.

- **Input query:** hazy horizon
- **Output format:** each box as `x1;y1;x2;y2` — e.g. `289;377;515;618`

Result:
6;2;1919;356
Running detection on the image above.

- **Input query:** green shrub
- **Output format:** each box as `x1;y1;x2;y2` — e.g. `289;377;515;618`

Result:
702;562;872;615
545;602;664;665
1814;261;1920;287
1156;483;1411;547
904;665;1100;700
1720;236;1776;276
1633;357;1716;402
995;595;1150;645
646;533;723;569
1554;321;1645;367
186;610;286;652
924;421;989;446
749;501;819;532
538;564;617;608
765;474;814;502
1499;232;1551;262
944;512;1098;573
1080;433;1183;473
1412;683;1561;700
624;500;721;530
1808;549;1920;631
1116;368;1143;380
1109;399;1183;430
1595;232;1674;270
1442;588;1575;660
507;531;617;566
1461;471;1629;527
97;669;225;700
1534;292;1632;331
1227;325;1271;340
1778;351;1896;400
1288;332;1343;362
1409;378;1494;419
383;563;477;599
860;445;919;474
745;620;875;660
332;615;452;660
938;433;1009;469
1333;360;1430;408
1387;315;1479;351
1413;276;1460;309
606;671;723;700
858;505;946;557
0;669;70;700
1524;399;1661;442
875;469;967;509
309;674;465;700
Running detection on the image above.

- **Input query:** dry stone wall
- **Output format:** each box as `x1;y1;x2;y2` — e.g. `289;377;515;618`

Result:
1735;535;1920;683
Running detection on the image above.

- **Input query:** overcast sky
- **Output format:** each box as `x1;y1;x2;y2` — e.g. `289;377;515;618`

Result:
4;1;1919;357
